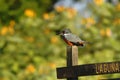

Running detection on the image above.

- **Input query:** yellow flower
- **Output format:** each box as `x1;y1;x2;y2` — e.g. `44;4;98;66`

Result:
24;9;36;18
66;8;77;19
113;18;120;25
55;6;65;13
49;63;56;69
26;64;36;74
24;37;34;42
43;13;49;20
100;29;105;37
51;36;58;44
9;20;15;28
44;28;50;34
83;17;95;28
81;18;87;25
1;26;8;35
116;3;120;11
106;28;112;37
100;28;112;37
94;0;104;6
86;17;95;25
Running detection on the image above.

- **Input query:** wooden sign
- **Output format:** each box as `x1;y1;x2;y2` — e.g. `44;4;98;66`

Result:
57;61;120;79
56;46;120;80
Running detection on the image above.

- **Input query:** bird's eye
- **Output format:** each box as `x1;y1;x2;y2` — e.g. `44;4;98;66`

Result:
62;31;65;33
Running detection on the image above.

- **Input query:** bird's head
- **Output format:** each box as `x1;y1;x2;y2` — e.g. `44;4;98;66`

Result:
56;28;71;35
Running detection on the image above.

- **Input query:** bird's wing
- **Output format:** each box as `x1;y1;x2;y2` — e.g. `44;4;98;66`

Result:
64;33;82;42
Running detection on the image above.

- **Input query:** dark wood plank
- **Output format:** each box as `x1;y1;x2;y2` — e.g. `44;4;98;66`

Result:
100;78;120;80
67;46;78;80
57;61;120;79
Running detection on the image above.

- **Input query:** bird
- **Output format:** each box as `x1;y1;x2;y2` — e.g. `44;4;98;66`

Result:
56;28;89;47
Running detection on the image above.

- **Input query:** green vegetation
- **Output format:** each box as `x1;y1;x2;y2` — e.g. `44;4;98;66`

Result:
0;0;120;80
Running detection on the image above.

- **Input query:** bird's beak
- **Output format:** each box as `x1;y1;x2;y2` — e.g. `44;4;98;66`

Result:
56;32;63;35
56;32;60;35
56;31;63;35
55;30;60;35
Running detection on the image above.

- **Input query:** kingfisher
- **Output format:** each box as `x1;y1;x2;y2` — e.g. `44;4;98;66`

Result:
56;28;88;47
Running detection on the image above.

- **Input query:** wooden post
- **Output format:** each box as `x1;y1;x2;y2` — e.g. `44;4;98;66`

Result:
67;46;78;80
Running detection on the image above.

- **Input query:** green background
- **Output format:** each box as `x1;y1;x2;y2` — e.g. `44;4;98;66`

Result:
0;0;120;80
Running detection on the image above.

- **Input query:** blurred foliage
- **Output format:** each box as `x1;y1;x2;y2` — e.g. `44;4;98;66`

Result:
0;0;120;80
0;0;57;24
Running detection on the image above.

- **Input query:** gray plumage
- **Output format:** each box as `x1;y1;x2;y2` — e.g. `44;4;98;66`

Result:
61;28;83;42
64;33;83;43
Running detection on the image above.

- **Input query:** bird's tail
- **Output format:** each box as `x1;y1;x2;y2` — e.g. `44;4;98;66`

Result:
78;41;91;47
84;41;91;44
